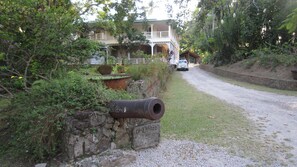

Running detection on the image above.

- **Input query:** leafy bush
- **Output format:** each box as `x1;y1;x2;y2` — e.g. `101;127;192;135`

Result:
243;58;258;69
126;61;169;81
131;50;150;58
116;65;125;73
251;47;297;68
97;64;113;75
201;52;214;64
4;72;133;161
107;56;117;64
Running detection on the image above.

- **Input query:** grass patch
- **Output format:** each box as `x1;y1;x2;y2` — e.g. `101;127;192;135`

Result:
0;98;10;110
161;72;251;144
214;75;297;97
0;98;10;125
161;72;291;165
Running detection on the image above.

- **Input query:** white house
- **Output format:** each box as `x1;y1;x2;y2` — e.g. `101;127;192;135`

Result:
89;19;180;65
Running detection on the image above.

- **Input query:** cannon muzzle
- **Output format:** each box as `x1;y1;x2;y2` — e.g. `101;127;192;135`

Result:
109;97;165;120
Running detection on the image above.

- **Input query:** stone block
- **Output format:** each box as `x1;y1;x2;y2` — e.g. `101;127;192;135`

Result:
90;112;106;127
115;126;130;148
132;123;160;150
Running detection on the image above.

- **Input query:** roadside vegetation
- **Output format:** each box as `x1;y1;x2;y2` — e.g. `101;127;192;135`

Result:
181;0;297;70
161;72;291;164
214;74;297;96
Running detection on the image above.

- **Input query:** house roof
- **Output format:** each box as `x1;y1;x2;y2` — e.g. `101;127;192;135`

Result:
180;51;200;58
134;19;173;23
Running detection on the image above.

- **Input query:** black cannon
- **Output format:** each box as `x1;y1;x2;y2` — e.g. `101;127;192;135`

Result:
109;97;165;120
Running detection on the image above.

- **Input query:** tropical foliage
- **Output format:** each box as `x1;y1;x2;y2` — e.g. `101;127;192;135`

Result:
180;0;297;66
0;0;102;95
95;0;148;56
0;0;144;163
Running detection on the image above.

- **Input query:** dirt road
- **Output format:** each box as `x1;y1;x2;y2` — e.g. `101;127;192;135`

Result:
181;64;297;165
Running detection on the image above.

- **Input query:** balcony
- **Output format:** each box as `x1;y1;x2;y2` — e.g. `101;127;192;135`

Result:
143;31;169;39
90;30;177;45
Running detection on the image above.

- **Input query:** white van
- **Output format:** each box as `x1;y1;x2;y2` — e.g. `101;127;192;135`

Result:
177;59;189;71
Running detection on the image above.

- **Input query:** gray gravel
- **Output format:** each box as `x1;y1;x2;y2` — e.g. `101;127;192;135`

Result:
127;139;253;167
69;139;253;167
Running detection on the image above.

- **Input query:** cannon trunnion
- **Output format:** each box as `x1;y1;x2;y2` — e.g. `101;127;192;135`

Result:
109;97;165;120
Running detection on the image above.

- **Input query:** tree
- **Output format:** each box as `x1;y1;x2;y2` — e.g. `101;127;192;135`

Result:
280;8;297;33
181;0;297;66
96;0;148;58
0;0;101;95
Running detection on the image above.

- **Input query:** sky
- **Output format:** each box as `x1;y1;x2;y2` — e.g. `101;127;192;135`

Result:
72;0;199;21
142;0;198;20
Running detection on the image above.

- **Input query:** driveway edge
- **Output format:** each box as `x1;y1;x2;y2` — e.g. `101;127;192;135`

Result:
199;64;297;91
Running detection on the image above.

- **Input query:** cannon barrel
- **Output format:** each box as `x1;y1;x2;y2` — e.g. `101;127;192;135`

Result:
109;97;165;120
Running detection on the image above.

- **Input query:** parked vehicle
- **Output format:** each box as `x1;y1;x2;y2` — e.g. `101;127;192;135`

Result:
177;59;189;71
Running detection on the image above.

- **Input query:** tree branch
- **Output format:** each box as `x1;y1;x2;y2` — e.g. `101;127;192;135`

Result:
0;84;13;98
79;3;101;15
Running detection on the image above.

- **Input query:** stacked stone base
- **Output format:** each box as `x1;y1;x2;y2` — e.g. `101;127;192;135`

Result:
63;111;160;161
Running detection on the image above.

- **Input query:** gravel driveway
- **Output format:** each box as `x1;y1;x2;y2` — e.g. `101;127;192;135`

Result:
181;64;297;165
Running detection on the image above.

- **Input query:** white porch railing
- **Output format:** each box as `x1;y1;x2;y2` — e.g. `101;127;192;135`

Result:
89;33;115;41
153;31;169;38
143;31;169;39
90;31;176;45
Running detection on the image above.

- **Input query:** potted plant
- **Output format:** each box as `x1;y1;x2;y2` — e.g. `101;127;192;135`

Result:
101;75;131;90
116;65;125;73
97;64;113;75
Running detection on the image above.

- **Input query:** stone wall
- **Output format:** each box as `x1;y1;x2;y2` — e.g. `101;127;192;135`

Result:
63;111;160;161
127;65;174;98
199;64;297;91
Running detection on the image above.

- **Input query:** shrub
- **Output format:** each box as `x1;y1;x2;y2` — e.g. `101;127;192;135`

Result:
201;52;214;64
107;56;117;64
4;72;133;161
126;61;169;81
97;64;113;75
131;50;150;58
243;58;258;69
251;47;297;68
116;65;125;73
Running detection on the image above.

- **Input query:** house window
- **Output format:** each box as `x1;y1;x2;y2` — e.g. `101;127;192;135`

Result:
95;32;105;40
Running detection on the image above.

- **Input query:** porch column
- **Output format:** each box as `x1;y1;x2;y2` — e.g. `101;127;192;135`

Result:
150;43;155;56
166;43;171;51
168;25;171;38
128;52;130;60
150;24;154;38
106;46;109;64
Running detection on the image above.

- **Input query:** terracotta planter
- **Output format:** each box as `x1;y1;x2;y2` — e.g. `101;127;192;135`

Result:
101;75;131;90
291;68;297;80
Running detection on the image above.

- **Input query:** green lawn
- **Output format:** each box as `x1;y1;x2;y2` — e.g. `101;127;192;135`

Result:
0;98;10;122
161;72;252;144
160;72;291;165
